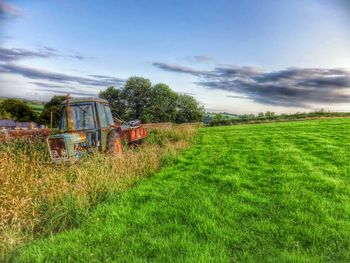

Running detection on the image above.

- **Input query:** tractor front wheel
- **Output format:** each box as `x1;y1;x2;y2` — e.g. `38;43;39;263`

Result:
107;131;122;155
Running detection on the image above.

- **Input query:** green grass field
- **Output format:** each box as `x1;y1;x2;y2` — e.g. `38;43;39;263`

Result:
12;119;350;262
27;102;44;114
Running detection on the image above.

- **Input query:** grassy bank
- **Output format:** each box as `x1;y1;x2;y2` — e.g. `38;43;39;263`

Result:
11;118;350;262
0;125;198;261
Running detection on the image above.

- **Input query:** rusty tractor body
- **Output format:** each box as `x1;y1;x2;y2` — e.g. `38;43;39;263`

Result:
47;97;147;164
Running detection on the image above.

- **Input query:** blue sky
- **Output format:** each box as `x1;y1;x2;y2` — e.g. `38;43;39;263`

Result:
1;0;350;114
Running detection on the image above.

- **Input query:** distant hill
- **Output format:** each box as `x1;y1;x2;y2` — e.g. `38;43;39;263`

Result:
203;112;240;124
0;97;45;114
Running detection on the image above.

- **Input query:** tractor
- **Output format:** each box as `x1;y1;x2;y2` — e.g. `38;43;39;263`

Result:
47;96;148;164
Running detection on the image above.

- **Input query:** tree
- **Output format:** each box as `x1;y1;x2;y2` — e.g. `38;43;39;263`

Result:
142;83;178;122
0;102;12;119
258;112;265;118
39;96;65;127
265;111;275;118
213;113;224;121
98;76;204;124
241;113;255;120
0;99;38;122
122;77;152;120
99;86;128;120
175;94;205;123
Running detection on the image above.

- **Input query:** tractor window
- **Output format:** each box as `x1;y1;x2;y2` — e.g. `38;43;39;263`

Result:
105;105;114;125
97;103;109;128
60;104;95;130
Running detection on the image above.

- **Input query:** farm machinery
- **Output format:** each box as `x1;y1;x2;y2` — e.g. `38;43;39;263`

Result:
47;96;148;164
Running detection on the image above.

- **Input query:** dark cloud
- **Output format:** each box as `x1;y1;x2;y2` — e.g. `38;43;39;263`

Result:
0;47;55;62
0;47;90;62
153;62;350;107
0;0;21;19
152;62;212;77
0;63;125;87
0;47;124;93
29;82;66;89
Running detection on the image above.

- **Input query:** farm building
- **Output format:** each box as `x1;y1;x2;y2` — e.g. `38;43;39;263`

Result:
0;120;40;130
0;120;16;130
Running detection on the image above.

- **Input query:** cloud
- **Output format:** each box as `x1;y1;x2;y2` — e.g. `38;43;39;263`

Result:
0;46;90;62
153;62;350;107
0;0;21;19
69;54;85;60
0;63;125;87
0;46;123;95
29;82;99;97
227;95;250;100
29;82;84;91
0;47;55;62
185;55;215;63
29;82;67;89
35;88;97;97
152;62;211;77
88;74;126;85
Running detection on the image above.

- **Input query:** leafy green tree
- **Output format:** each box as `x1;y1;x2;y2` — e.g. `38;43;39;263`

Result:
0;99;38;122
0;102;13;119
258;112;265;118
99;86;128;120
142;83;178;123
122;77;152;120
241;113;255;120
265;111;275;118
213;113;224;121
175;94;205;123
39;96;65;127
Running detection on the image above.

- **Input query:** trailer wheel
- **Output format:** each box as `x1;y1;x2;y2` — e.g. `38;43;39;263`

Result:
107;131;122;155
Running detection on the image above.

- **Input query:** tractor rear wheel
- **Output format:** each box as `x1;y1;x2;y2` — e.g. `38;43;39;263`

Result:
107;130;122;155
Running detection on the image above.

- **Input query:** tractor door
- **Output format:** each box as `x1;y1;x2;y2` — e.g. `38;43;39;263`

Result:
96;103;114;151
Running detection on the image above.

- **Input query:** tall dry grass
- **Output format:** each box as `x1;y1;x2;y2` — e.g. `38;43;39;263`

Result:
0;125;198;260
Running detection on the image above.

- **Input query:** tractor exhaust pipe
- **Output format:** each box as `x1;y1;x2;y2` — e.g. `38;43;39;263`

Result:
66;94;75;132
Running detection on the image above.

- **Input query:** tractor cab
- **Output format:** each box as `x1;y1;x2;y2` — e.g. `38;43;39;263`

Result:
58;97;115;148
47;96;147;164
48;97;120;163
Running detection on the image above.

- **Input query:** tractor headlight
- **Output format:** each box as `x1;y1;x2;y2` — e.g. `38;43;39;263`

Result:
48;138;67;159
60;149;67;157
51;150;59;158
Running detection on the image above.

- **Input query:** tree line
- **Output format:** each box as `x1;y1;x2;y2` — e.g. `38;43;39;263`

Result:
0;99;38;122
99;76;204;123
207;110;350;126
0;76;205;126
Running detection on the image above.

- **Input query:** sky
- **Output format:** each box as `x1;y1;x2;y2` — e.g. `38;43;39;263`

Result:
0;0;350;114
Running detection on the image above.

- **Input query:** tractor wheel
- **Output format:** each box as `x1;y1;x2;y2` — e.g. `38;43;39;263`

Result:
107;130;122;155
